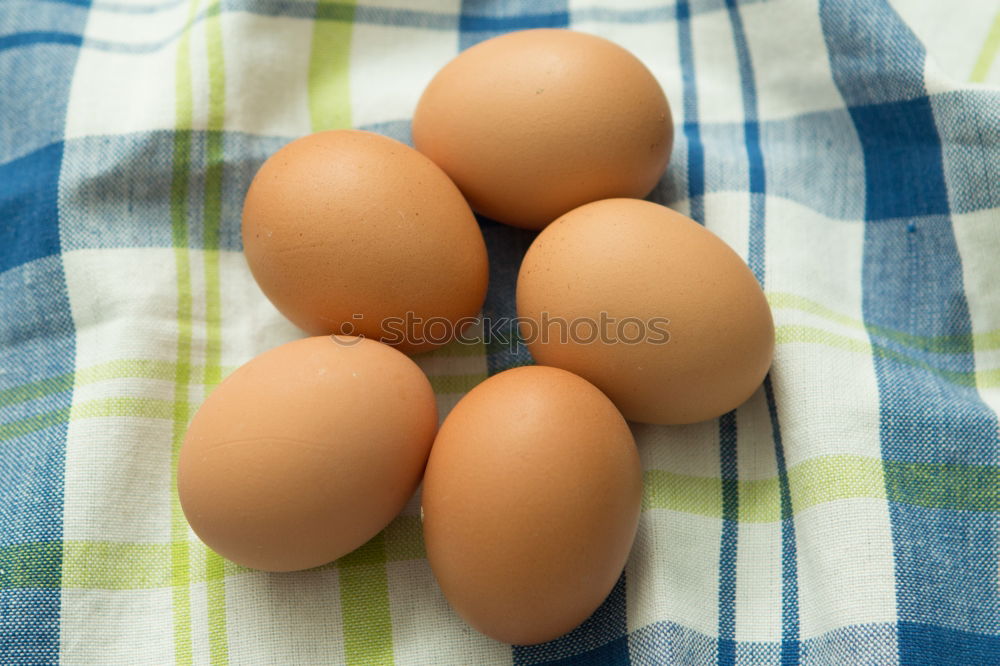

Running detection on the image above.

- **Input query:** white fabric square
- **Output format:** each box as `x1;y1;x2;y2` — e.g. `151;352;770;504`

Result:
570;0;673;10
188;580;212;665
771;341;882;467
627;509;722;637
225;569;346;664
349;24;459;127
635;419;720;478
81;3;191;47
65;9;189;139
63;248;180;367
795;498;897;638
762;198;881;467
953;206;1000;413
62;415;173;543
222;13;314;138
59;588;175;664
735;388;779;482
216;250;304;372
742;0;846;120
891;0;1000;87
734;521;782;642
703;191;752;261
690;9;744;125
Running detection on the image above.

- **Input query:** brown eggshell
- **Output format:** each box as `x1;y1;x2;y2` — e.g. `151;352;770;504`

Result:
422;365;642;645
177;336;438;572
516;198;774;425
242;129;489;354
413;29;673;230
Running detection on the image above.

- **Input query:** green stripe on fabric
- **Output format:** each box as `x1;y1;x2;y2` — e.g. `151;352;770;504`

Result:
0;374;73;409
646;455;888;522
885;460;1000;511
79;360;186;385
2;518;425;591
1;398;174;443
4;457;997;592
65;542;173;589
642;470;721;516
0;407;71;441
171;0;201;662
339;532;394;666
309;0;354;131
80;360;236;386
768;291;1000;352
71;397;175;420
203;0;229;661
775;325;1000;388
971;11;1000;82
789;455;886;513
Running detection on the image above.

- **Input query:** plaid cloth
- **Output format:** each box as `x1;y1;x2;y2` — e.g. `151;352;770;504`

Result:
2;0;1000;663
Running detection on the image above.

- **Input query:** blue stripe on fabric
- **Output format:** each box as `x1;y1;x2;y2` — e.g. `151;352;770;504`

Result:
766;376;801;665
896;622;1000;665
677;4;738;663
717;411;738;666
820;0;950;222
676;0;705;224
38;0;93;6
459;11;569;33
0;143;64;274
724;2;800;662
460;0;569;45
0;31;81;52
850;97;950;220
724;0;765;280
820;0;1000;655
41;0;191;11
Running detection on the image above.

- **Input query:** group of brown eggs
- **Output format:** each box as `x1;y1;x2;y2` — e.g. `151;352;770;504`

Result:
177;29;773;645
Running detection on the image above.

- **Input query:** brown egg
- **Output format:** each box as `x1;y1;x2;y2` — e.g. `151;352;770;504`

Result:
242;130;489;354
177;336;438;572
413;29;672;230
422;365;642;645
516;198;774;425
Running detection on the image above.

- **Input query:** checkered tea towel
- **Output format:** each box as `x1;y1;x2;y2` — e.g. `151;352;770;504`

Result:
2;0;999;663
